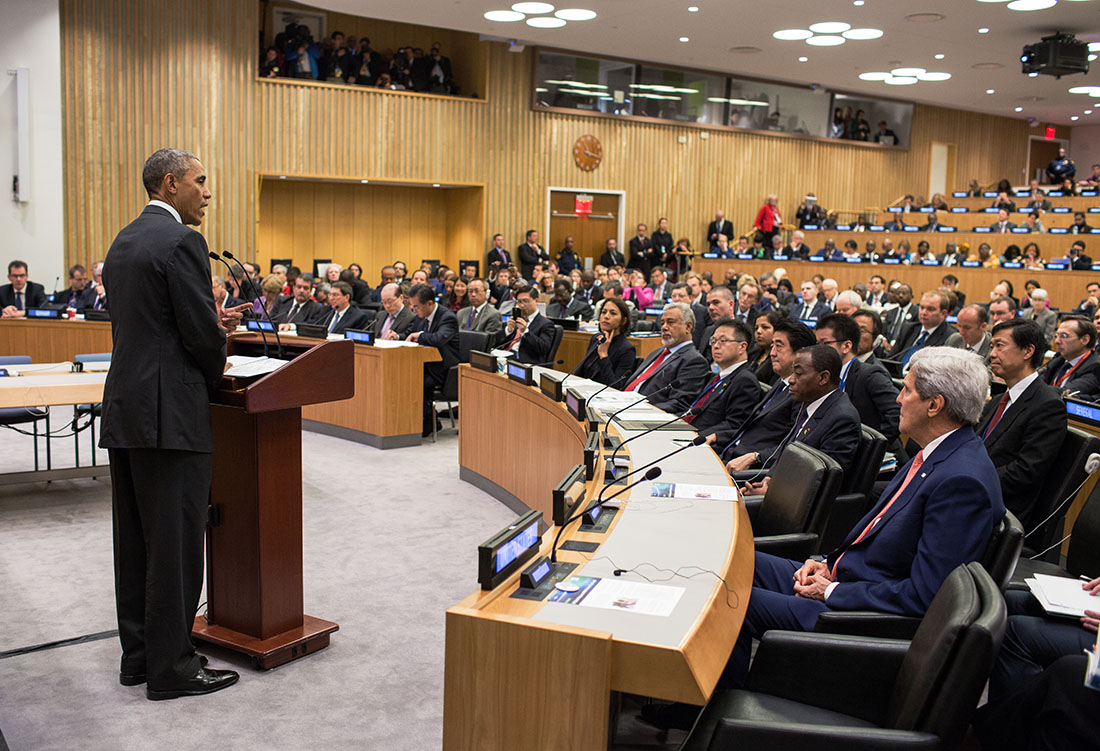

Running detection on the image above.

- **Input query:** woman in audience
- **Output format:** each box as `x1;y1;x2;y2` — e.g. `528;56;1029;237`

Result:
968;178;983;197
912;240;936;264
751;310;783;386
995;178;1013;195
968;241;998;267
1021;243;1044;270
999;244;1022;265
1058;176;1078;196
1023;210;1046;234
440;275;467;311
325;263;343;284
348;263;364;280
752;194;782;249
569;268;583;292
927;192;950;211
537;273;555;295
257;274;284;317
621;269;654;308
575;297;635;387
700;275;714;297
1020;278;1040;309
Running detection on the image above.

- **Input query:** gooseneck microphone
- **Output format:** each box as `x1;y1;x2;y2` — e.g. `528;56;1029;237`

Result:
607;404;697;474
551;466;662;563
222;251;285;358
209;252;269;358
605;434;707;494
558;333;603;396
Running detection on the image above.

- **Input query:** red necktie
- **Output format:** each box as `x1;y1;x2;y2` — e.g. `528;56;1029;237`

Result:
832;450;925;577
683;374;720;424
625;349;670;391
982;392;1011;440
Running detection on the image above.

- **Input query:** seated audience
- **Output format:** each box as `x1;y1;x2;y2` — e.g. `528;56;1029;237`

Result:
274;273;322;327
545;279;593;321
574;270;602;306
373;282;416;339
621;303;709;414
1043;316;1100;398
404;283;460;436
456;278;502;335
945;303;992;359
750;310;783;386
686;318;762;445
669;283;708;351
56;264;97;310
791;279;830;321
887;290;957;365
318;281;368;334
1024;287;1056;343
494;285;554;364
621;269;655;308
0;260;47;316
574;297;635;388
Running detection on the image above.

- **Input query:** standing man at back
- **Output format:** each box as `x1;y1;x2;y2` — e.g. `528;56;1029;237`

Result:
100;148;247;700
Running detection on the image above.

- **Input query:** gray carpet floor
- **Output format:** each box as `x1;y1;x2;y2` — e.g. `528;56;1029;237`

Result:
0;423;684;750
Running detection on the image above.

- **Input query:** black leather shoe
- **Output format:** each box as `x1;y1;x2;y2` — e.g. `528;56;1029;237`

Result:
146;666;238;700
120;655;208;686
638;701;701;732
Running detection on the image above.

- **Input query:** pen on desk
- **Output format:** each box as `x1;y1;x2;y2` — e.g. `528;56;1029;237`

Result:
1082;575;1093;582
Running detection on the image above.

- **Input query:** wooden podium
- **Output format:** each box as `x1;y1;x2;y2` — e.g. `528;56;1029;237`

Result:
192;335;354;668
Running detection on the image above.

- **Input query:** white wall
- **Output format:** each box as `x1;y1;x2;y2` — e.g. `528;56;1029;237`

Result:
1073;124;1100;178
1;0;64;289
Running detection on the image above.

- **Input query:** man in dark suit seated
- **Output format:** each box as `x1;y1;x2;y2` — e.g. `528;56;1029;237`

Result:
647;266;673;302
1043;316;1100;399
574;270;603;307
990;208;1017;234
494;285;554;365
273;273;322;328
686;318;761;444
887;289;957;366
851;309;890;366
490;268;514;309
456;278;502;335
670;283;709;351
405;283;460;436
716;319;815;470
0;260;47;317
790;280;830;321
816;313;903;457
545;279;593;321
317;281;368;335
621;302;709;414
56;264;98;310
372;282;416;339
980;318;1068;530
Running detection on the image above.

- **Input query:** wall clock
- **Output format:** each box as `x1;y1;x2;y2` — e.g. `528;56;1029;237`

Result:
572;135;602;172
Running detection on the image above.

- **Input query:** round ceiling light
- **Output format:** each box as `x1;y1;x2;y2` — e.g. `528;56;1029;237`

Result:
1090;42;1100;52
809;21;851;34
858;71;892;80
885;76;918;85
934;53;945;59
1015;107;1023;112
798;56;809;62
806;35;846;46
1069;86;1100;96
1007;0;1057;8
527;16;566;27
842;28;884;40
986;89;996;94
773;28;813;40
688;5;699;10
891;67;926;76
512;2;555;12
978;27;990;33
1071;116;1080;121
917;71;952;81
484;9;525;21
976;0;1010;2
554;8;596;20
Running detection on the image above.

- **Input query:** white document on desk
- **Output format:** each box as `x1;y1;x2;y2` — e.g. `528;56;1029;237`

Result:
370;339;418;348
576;578;685;617
650;482;739;502
224;356;284;378
1026;574;1100;617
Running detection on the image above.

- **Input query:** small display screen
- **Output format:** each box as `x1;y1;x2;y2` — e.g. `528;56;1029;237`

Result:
530;560;551;584
566;391;580;414
1045;263;1068;270
587;504;601;523
799;319;818;328
494;521;540;573
27;308;58;318
772;254;789;261
921;259;940;266
1002;262;1023;269
247;319;274;332
882;258;900;265
1067;399;1100;426
507;362;528;383
345;329;373;343
961;260;981;268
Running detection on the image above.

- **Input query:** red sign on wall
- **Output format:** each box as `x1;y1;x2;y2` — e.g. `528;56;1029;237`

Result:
1045;127;1056;140
575;194;593;214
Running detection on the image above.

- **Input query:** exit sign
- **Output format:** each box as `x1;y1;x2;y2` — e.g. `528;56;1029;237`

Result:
1045;127;1056;140
575;194;593;214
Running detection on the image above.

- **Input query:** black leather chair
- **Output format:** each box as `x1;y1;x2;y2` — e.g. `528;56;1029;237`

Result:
1010;478;1100;586
431;330;493;439
0;355;51;471
820;425;888;553
73;352;111;468
1024;426;1100;563
681;563;1006;751
748;442;843;560
536;324;565;368
983;510;1025;591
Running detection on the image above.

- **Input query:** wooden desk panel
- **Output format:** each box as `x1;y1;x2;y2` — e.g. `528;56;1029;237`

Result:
0;319;113;362
557;331;663;374
300;342;441;449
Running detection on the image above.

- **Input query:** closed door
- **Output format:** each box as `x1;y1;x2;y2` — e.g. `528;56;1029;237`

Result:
1029;138;1068;184
549;191;620;268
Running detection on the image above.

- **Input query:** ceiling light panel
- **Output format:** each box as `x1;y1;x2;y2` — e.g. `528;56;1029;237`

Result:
806;35;846;46
527;16;566;27
842;28;884;39
808;21;851;34
512;2;554;12
554;8;597;20
1006;0;1057;9
484;10;525;21
773;29;813;40
885;76;918;85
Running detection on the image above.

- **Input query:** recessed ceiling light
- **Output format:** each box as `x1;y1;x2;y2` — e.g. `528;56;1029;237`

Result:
1028;71;1039;77
527;16;566;26
859;71;892;81
1086;110;1094;115
917;71;951;81
976;0;1010;2
1071;116;1080;121
773;28;813;40
809;21;851;34
485;9;525;21
688;5;699;10
853;0;864;5
1069;86;1100;95
806;35;846;46
891;67;926;76
1090;54;1098;62
842;28;884;40
1090;42;1100;52
555;8;596;20
798;56;809;62
934;53;945;59
885;76;918;85
512;1;554;12
986;89;995;94
978;27;990;33
1007;0;1056;9
679;36;689;42
433;183;442;187
1014;107;1023;112
360;179;369;183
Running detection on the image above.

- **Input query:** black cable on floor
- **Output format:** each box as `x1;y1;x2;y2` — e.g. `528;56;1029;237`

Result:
0;629;118;660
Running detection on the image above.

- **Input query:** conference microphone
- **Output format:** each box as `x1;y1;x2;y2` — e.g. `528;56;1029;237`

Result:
48;276;61;303
606;401;699;476
580;369;631;417
555;333;602;397
599;381;675;451
222;251;285;359
550;466;662;563
209;252;269;358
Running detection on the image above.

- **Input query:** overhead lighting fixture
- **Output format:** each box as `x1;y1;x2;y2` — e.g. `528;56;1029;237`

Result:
512;1;554;12
798;56;809;62
360;179;369;183
1028;71;1039;76
554;8;596;20
1071;116;1080;121
679;36;690;42
1014;107;1023;112
978;27;990;33
1069;85;1100;95
1085;110;1094;115
934;53;945;59
433;183;442;187
891;67;926;76
484;9;525;21
1090;54;1099;62
976;0;1010;2
1090;42;1100;52
1007;0;1056;9
527;16;566;26
688;5;699;10
806;35;846;46
858;71;892;81
773;28;813;40
986;89;995;94
809;21;852;34
885;76;918;85
917;71;951;81
842;28;884;40
853;0;864;5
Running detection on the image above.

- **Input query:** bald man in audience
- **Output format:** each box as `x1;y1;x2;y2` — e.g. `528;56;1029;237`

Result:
945;304;991;359
372;282;416;339
1042;316;1100;399
701;285;738;361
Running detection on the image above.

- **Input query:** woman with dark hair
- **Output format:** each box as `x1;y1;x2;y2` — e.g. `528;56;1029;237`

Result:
750;310;784;386
1020;278;1041;309
348;263;363;279
440;276;468;311
1022;244;1043;270
1000;244;1022;264
576;297;635;387
995;178;1013;195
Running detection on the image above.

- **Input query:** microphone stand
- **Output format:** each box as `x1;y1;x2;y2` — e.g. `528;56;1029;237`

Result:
551;467;661;563
222;251;285;359
209;252;269;358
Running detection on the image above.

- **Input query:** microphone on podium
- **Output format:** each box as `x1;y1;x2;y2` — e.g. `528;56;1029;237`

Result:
209;251;270;358
221;251;285;358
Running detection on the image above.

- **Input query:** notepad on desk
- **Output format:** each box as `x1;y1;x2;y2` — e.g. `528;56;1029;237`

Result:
1026;574;1100;618
650;482;739;502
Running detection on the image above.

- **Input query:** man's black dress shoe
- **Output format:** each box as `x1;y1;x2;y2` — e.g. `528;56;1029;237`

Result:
638;701;701;732
120;655;209;686
146;667;239;700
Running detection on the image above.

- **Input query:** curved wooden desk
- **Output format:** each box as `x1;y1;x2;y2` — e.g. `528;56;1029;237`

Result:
446;366;753;751
557;330;663;374
0;318;113;362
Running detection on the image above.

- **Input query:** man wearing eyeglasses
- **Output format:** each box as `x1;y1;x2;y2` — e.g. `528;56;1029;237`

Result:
685;318;762;445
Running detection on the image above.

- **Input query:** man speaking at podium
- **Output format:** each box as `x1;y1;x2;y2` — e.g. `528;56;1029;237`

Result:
100;148;247;700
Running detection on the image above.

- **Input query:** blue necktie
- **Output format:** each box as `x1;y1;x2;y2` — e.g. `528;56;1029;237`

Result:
901;330;929;366
467;308;476;329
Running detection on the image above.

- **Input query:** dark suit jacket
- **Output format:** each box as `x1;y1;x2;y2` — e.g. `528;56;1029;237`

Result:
272;297;323;325
495;312;555;365
486;247;511;270
648;280;672;302
690;304;710;351
720;382;796;465
690;363;762;446
546;298;593;321
786;389;863;474
55;285;98;310
888;320;956;359
576;333;636;388
318;305;370;335
1042;352;1100;399
824;428;1004;616
517;243;549;280
369;306;415;338
789;298;830;321
708;219;734;245
628;236;656;276
990;220;1018;233
409;305;460;388
624;342;710;414
843;358;902;452
0;281;47;310
883;303;918;341
600;248;626;268
977;377;1067;529
99;205;226;453
574;285;603;306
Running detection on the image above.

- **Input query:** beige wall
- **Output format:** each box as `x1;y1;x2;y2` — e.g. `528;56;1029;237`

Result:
61;0;1038;275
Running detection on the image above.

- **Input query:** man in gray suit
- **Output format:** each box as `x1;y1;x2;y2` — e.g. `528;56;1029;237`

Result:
456;278;502;335
622;302;709;413
945;304;992;360
373;282;415;339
